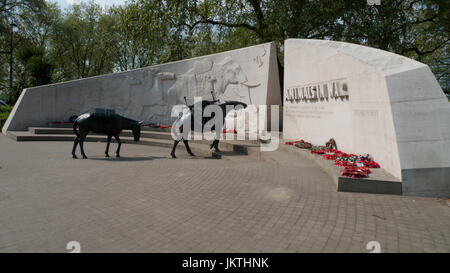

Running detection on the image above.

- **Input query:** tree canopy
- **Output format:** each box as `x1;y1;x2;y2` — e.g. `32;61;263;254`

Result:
0;0;448;104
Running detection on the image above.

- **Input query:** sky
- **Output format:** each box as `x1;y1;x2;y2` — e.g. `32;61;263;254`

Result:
50;0;128;10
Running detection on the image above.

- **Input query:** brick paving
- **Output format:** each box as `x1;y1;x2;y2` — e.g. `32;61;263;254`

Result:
0;135;449;253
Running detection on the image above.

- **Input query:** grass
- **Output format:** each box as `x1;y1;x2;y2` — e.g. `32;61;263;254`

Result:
0;105;13;130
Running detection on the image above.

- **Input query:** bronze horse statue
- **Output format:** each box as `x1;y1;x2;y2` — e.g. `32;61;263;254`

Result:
72;111;143;159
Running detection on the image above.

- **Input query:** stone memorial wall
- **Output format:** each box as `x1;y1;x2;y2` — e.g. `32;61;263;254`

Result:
4;37;448;197
283;39;450;197
3;42;281;133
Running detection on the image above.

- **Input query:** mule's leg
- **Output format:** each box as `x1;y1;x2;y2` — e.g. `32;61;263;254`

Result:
79;136;87;159
183;140;194;156
114;134;122;157
171;123;186;158
170;140;180;158
210;139;220;152
77;129;88;159
214;139;220;152
105;135;112;157
72;136;79;158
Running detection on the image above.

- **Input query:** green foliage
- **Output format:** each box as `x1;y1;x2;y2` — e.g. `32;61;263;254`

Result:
110;0;174;70
5;43;54;102
0;105;13;129
0;105;12;113
50;2;119;79
337;0;449;92
0;0;448;103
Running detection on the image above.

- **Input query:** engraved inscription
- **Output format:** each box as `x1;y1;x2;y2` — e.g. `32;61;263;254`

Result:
284;105;334;119
353;109;379;117
285;78;349;103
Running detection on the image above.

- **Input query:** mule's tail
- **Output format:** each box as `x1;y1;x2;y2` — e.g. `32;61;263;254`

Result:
73;121;79;137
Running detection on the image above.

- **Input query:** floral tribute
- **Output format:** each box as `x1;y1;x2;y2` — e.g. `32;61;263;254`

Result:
222;129;238;134
305;144;381;179
340;166;371;179
310;146;329;154
285;138;381;179
285;140;304;146
146;124;172;129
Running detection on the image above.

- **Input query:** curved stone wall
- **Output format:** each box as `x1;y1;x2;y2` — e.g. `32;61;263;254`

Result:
3;42;280;132
283;39;450;197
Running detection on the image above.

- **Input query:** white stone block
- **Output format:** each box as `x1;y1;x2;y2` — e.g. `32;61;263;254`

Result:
3;42;281;135
283;39;450;197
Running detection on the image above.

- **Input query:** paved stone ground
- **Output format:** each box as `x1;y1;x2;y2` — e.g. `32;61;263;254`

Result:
0;135;449;253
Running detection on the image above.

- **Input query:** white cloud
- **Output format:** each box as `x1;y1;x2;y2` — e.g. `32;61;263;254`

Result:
51;0;126;10
67;0;81;4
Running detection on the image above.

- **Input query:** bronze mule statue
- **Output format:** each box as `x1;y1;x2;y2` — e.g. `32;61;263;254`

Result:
72;110;143;159
170;98;247;158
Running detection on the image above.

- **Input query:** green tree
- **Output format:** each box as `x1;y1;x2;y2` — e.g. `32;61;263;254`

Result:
338;0;449;92
51;1;119;80
16;43;53;85
168;0;449;93
0;0;47;103
1;0;449;104
111;0;196;70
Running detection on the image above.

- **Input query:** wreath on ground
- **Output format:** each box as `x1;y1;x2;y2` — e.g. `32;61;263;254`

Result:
285;138;381;179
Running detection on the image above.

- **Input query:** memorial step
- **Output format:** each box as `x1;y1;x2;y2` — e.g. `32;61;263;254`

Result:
7;129;262;158
279;143;402;195
36;126;261;144
48;122;172;132
6;131;224;158
29;127;173;140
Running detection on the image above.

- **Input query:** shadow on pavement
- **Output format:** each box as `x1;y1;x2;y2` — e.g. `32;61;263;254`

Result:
171;155;220;160
88;156;167;162
215;151;246;156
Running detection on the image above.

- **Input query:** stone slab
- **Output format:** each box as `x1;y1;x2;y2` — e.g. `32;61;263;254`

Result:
6;128;260;160
280;143;401;195
3;42;281;134
283;39;450;197
338;178;402;195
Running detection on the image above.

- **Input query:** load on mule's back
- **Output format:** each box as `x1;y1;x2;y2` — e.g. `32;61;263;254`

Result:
72;108;143;159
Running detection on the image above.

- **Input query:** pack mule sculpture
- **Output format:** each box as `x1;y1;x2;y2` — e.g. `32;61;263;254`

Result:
72;111;143;159
170;94;247;158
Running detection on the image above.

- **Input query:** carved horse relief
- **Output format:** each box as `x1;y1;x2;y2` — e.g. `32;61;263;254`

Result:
167;56;261;106
74;74;133;119
66;52;263;127
140;69;175;124
167;58;214;105
123;68;175;124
